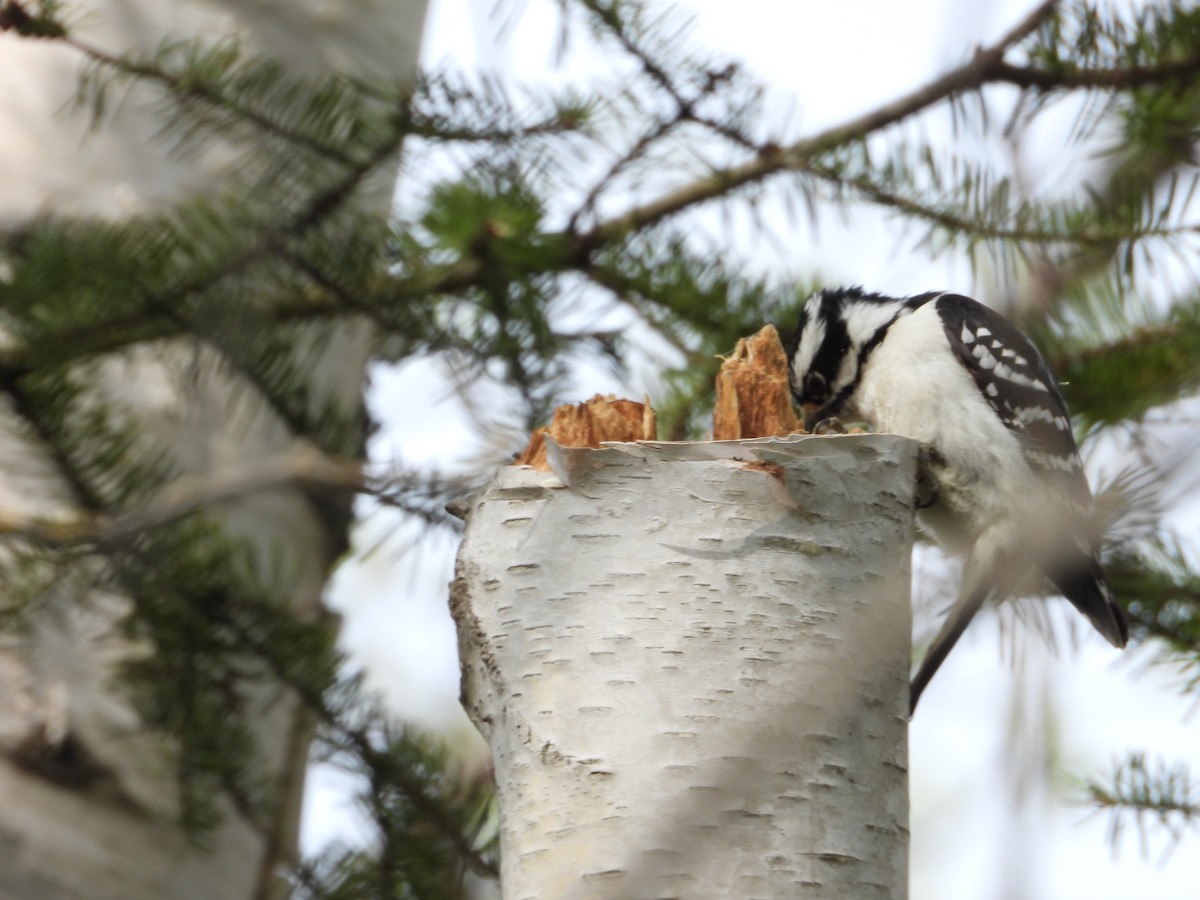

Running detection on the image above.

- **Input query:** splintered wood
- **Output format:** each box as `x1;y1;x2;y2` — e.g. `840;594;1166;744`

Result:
711;324;804;440
515;395;657;472
513;326;804;469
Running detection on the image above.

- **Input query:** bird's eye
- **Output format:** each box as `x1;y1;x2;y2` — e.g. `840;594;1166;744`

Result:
804;371;828;401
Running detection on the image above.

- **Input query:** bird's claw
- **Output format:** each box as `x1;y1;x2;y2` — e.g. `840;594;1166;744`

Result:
812;416;847;435
915;446;940;509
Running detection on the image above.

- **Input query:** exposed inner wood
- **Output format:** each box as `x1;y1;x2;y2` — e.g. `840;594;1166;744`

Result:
514;394;658;471
711;324;804;441
514;325;805;470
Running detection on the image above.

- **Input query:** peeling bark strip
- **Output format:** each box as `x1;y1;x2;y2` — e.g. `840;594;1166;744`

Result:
453;435;917;899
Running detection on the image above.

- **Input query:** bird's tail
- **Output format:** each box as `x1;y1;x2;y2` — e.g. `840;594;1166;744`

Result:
909;583;992;717
1051;561;1129;648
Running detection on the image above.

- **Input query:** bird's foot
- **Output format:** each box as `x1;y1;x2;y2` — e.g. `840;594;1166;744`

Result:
811;416;847;435
915;445;941;509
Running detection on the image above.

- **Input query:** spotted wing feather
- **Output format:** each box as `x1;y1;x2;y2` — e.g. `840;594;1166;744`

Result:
933;293;1128;648
935;295;1081;477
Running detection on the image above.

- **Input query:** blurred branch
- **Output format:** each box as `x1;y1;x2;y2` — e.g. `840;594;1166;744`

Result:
1107;547;1200;655
993;58;1200;91
217;614;501;882
0;447;474;549
64;34;361;167
1083;753;1200;861
576;0;1060;246
1050;301;1200;426
0;446;362;548
11;0;1193;393
811;162;1200;247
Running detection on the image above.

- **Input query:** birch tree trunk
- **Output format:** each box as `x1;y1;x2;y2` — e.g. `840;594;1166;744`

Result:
0;3;426;898
453;434;917;900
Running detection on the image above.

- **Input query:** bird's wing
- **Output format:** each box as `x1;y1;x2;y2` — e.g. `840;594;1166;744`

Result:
933;293;1089;500
933;293;1128;645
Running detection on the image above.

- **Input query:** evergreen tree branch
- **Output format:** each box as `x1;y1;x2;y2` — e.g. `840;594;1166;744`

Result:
807;162;1200;248
4;378;140;514
215;612;499;881
1;378;278;836
0;445;360;548
1050;301;1200;426
1083;753;1200;859
992;57;1200;91
6;0;1182;394
572;0;1059;246
0;296;344;383
0;447;473;550
65;35;360;168
1107;548;1200;655
573;0;755;149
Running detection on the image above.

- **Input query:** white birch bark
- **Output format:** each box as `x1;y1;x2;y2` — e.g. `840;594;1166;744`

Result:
0;3;427;899
453;434;917;900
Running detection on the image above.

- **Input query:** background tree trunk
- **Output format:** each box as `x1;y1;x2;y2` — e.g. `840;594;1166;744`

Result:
0;3;426;898
453;435;917;899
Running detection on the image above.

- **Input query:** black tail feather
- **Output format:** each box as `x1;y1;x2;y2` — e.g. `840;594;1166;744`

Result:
1050;563;1128;648
909;583;992;717
910;551;1127;717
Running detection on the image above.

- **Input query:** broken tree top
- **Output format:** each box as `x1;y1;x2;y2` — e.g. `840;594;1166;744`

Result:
514;325;805;470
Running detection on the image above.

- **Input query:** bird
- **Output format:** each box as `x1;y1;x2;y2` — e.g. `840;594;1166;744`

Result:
785;286;1128;714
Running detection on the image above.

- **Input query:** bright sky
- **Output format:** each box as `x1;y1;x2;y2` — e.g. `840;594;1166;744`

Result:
308;2;1200;898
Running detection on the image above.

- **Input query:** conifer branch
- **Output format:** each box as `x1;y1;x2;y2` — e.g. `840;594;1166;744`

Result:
1107;548;1200;652
574;0;751;147
990;57;1200;91
0;447;470;549
810;164;1200;247
0;446;362;548
4;381;111;516
1050;306;1200;426
214;612;500;881
64;35;361;168
3;0;1173;389
574;0;1060;245
1084;754;1200;859
0;120;404;387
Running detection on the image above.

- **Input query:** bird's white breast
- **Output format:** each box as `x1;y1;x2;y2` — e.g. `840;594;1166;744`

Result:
851;302;1034;545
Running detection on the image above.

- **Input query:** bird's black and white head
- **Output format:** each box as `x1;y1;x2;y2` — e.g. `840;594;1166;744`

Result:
786;286;914;427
